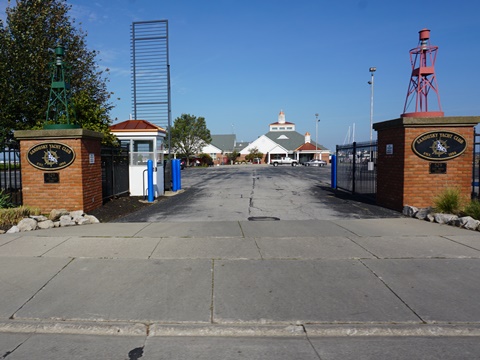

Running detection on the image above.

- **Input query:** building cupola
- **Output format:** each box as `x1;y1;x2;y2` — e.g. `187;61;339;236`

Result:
278;110;286;124
305;132;311;143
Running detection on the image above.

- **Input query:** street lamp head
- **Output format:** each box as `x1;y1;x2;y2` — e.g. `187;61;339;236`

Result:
369;67;376;73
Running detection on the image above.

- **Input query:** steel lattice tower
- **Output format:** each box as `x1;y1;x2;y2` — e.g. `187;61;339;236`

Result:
45;45;77;127
131;20;171;146
402;29;444;117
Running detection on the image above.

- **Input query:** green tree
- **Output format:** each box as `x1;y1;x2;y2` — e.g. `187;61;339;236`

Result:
0;0;116;144
197;153;213;166
170;114;211;166
226;150;240;164
245;147;264;162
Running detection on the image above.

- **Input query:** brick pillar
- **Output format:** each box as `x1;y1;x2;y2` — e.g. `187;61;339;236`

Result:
15;129;104;213
373;116;479;211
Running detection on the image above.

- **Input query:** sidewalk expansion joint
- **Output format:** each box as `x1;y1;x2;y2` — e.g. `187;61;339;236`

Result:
358;259;426;324
2;321;480;337
9;258;76;320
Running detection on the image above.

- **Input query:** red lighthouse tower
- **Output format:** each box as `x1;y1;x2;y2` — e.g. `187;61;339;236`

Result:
402;29;444;117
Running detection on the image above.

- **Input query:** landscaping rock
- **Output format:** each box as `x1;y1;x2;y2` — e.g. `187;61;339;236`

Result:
456;216;480;230
17;218;38;232
434;213;458;224
414;207;433;221
70;210;85;219
59;215;76;227
6;226;19;233
49;209;69;221
30;215;48;222
84;215;100;224
1;208;104;235
403;205;418;217
37;220;55;230
75;217;91;225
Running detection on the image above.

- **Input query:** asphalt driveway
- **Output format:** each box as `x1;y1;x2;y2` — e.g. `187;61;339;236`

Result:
116;165;401;222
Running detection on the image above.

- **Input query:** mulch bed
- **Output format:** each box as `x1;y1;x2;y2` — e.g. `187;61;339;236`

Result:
88;196;154;223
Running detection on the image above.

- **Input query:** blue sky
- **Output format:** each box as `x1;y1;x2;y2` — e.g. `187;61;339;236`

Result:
1;0;479;151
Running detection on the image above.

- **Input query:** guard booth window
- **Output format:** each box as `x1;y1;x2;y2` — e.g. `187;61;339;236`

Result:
132;140;154;166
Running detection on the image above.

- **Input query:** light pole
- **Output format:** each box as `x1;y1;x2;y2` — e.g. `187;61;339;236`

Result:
315;113;320;159
368;67;376;143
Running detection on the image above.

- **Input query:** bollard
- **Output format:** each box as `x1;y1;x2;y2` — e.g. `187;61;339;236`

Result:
331;155;337;189
147;160;154;202
172;159;180;191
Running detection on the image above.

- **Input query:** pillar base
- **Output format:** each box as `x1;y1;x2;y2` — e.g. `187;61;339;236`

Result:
15;129;104;213
373;116;479;211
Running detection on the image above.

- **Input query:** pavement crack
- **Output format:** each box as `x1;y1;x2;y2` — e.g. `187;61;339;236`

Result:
1;336;30;359
347;236;380;259
238;221;246;238
147;239;163;259
40;236;72;257
248;174;256;216
10;258;76;320
253;238;264;260
358;259;426;324
210;259;215;324
302;325;323;360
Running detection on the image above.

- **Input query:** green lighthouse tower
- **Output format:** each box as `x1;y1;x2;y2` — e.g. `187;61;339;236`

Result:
44;45;79;129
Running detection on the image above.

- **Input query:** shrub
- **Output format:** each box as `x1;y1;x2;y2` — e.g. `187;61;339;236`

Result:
433;187;464;215
463;199;480;220
0;206;41;228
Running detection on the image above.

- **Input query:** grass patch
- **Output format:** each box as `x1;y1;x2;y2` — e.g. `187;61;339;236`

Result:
432;188;480;221
433;187;465;215
463;199;480;220
0;206;41;228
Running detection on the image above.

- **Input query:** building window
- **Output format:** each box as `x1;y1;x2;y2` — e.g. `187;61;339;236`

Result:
132;140;154;165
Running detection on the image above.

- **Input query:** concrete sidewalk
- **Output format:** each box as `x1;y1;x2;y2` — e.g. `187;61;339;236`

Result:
1;218;480;359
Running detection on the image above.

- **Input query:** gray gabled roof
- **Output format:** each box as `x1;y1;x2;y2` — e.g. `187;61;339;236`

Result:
264;131;328;151
234;141;250;152
264;131;305;152
210;134;236;152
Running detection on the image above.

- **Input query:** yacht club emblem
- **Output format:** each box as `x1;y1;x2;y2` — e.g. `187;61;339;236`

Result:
412;131;467;161
27;142;76;171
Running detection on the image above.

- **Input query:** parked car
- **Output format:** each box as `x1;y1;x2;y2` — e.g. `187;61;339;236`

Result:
304;159;327;167
269;157;298;167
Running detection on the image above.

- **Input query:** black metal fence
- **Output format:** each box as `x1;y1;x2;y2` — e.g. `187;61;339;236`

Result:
335;141;377;200
473;132;480;199
101;145;130;201
0;141;22;206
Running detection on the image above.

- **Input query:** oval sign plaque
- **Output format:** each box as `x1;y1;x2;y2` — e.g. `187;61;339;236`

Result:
27;142;76;171
412;131;467;161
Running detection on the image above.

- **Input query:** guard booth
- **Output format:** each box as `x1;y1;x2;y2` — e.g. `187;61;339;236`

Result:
110;120;166;198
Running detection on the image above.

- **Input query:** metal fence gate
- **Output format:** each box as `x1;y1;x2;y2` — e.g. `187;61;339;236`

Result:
0;141;22;206
101;146;130;201
335;141;377;200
